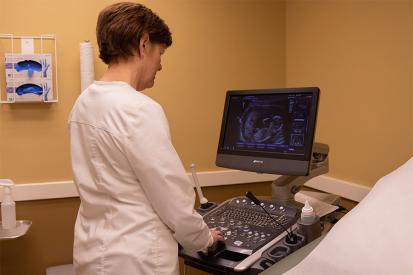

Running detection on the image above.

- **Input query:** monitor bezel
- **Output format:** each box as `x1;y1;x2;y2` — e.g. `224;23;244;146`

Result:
216;87;320;175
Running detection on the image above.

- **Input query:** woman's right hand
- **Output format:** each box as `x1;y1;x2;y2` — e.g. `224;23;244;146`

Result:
210;228;225;243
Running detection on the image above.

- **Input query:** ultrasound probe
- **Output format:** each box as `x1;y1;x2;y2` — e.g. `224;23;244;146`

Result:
190;164;217;211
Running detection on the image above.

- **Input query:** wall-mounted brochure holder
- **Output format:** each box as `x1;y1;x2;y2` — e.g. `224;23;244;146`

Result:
0;34;59;103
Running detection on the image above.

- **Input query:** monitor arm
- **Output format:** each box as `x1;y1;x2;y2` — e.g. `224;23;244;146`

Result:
271;143;329;208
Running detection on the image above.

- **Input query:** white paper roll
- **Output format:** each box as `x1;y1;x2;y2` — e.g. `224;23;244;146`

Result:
80;41;95;92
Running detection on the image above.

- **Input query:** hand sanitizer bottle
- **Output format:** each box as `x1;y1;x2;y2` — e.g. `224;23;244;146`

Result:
297;200;321;244
0;179;16;229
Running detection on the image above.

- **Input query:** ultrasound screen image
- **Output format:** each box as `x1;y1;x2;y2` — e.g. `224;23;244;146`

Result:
222;93;314;156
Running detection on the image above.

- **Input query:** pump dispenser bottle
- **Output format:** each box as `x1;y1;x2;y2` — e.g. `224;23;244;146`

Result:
297;200;321;243
0;179;16;229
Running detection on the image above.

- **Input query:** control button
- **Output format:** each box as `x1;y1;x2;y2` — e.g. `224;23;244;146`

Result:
234;240;243;246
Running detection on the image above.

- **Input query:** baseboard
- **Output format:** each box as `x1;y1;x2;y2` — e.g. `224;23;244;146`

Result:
1;170;371;203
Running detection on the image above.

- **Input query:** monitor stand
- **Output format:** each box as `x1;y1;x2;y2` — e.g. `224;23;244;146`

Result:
271;143;329;209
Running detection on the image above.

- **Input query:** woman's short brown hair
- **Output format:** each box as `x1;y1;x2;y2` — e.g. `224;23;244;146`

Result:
96;2;172;64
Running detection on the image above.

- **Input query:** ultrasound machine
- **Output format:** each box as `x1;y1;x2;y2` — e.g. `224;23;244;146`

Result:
179;87;329;274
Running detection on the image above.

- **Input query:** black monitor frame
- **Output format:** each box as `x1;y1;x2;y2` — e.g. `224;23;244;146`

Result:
216;87;320;176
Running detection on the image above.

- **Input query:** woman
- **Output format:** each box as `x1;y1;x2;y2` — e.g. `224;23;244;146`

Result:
69;2;223;274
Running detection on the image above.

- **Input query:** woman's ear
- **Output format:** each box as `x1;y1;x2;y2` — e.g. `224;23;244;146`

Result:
139;33;150;57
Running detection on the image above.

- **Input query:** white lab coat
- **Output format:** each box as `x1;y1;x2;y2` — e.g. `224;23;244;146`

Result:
68;81;212;275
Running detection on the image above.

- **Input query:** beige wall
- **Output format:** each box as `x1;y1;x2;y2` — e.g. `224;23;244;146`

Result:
0;0;286;183
2;0;410;188
286;0;413;186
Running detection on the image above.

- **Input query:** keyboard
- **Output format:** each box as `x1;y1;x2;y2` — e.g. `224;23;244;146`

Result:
203;197;299;253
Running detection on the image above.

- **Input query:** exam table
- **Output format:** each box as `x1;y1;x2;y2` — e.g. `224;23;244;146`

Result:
263;157;413;275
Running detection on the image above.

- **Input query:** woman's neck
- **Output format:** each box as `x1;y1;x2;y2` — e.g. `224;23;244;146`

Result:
100;58;142;90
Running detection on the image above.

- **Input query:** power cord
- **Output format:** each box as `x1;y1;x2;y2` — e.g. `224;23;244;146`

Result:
336;205;349;214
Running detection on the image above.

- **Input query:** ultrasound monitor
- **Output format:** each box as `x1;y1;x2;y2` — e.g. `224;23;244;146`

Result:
216;87;320;176
179;87;328;272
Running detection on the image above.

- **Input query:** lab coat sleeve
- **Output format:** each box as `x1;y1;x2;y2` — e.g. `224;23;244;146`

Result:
124;101;213;252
